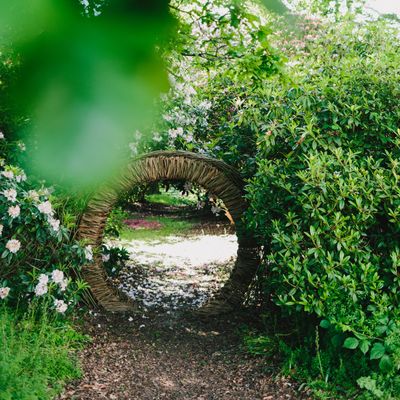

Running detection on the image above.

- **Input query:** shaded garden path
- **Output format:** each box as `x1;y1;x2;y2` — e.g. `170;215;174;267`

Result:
61;312;310;400
62;211;310;399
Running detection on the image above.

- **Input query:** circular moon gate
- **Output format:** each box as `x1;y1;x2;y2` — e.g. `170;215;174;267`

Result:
78;151;260;314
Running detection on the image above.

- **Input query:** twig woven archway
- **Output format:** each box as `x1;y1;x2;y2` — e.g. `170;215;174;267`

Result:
78;150;260;314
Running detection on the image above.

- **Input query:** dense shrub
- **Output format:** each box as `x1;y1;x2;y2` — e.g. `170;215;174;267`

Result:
246;17;400;396
0;135;90;312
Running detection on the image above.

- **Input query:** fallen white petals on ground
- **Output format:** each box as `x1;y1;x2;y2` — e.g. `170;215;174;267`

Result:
108;234;238;311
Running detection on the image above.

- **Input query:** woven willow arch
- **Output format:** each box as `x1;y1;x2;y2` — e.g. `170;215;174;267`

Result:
78;151;260;314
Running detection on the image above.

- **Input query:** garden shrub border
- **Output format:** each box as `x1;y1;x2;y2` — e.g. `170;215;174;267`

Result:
78;150;260;314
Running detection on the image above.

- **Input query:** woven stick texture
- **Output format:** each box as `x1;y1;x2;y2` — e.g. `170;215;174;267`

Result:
78;151;260;313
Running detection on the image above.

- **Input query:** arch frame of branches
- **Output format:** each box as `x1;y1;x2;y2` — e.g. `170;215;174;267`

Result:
78;150;260;314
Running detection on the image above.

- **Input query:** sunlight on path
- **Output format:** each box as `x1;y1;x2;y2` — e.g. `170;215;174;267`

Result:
108;235;238;311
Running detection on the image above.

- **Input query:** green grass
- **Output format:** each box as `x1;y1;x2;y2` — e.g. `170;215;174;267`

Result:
145;188;198;207
0;305;88;400
120;215;196;241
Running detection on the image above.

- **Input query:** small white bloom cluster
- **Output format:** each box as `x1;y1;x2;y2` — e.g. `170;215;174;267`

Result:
34;269;69;298
36;200;61;233
37;200;53;215
54;299;68;313
34;274;49;296
6;239;21;254
8;205;20;218
0;287;10;299
3;188;17;202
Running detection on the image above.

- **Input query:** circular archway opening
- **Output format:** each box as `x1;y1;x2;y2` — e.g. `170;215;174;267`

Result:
103;182;239;313
78;151;260;315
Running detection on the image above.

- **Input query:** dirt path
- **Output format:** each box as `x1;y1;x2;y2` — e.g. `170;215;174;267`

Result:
61;217;310;399
61;311;310;400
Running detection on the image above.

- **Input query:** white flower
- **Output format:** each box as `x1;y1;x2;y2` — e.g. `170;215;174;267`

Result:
15;173;26;183
199;100;212;110
54;299;68;313
38;274;49;285
2;170;14;179
213;5;230;17
34;282;48;296
27;190;40;202
0;225;3;235
3;189;17;202
0;132;4;140
48;216;60;232
6;239;20;254
51;269;64;284
0;287;10;299
85;245;93;261
59;278;68;292
168;127;184;139
8;205;20;218
37;201;53;215
102;253;110;263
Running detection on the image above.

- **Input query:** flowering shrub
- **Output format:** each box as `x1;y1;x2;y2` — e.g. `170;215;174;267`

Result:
0;138;89;312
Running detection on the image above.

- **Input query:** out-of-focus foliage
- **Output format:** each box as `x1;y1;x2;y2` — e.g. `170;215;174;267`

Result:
0;0;174;189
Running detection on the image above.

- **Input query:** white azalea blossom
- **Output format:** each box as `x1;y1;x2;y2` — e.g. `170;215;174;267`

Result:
37;201;53;215
102;253;110;263
54;299;68;313
2;170;14;179
3;188;17;202
38;274;49;285
6;239;20;253
0;224;3;235
0;132;4;140
15;173;27;183
51;269;64;284
48;216;60;232
8;205;20;218
168;127;184;139
59;278;68;292
35;283;48;296
0;287;10;299
27;190;40;202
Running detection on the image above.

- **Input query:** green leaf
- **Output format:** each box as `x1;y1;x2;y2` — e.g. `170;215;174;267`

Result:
343;337;359;350
320;320;330;329
359;340;370;355
370;343;386;360
379;355;393;372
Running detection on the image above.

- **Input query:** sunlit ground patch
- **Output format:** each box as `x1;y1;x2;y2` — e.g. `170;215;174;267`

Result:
107;234;238;312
